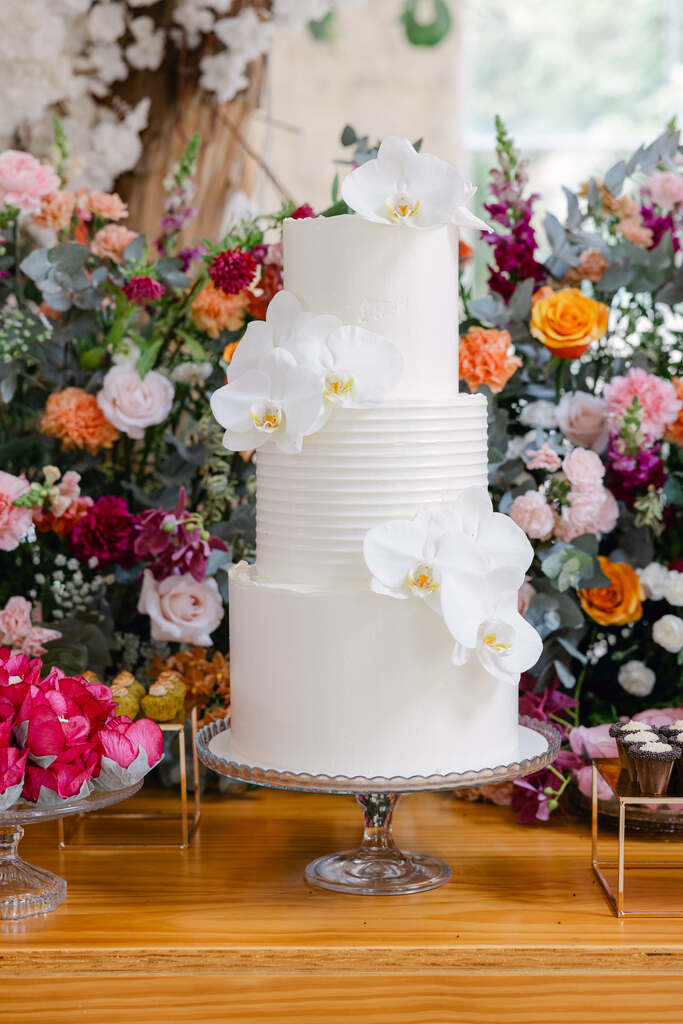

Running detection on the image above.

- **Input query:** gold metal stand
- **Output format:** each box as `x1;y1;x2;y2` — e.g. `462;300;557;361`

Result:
591;758;683;918
57;706;201;850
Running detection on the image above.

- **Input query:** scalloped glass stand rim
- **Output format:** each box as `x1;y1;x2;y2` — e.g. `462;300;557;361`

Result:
0;780;142;921
196;717;560;896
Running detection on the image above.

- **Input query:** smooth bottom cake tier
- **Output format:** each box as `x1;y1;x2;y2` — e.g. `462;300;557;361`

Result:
228;564;519;778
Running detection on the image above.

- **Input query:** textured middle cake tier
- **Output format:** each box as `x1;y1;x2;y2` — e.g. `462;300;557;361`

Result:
255;394;488;586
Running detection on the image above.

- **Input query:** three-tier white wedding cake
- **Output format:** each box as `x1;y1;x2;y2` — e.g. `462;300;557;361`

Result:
210;137;542;778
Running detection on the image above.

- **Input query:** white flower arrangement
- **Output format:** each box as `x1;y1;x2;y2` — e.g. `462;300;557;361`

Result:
617;660;656;698
210;290;403;454
363;487;542;683
638;563;683;607
341;136;491;233
653;614;683;654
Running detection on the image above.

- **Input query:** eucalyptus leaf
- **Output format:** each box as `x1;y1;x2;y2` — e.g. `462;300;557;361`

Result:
556;635;588;666
19;247;51;282
48;243;88;276
554;659;576;688
603;160;627;196
123;234;146;264
507;278;534;322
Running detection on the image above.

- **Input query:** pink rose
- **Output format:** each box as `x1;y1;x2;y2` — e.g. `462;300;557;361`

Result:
617;217;653;248
97;364;174;439
87;191;128;221
91;223;139;263
562;447;605;490
644;171;683;212
556;487;617;541
604;368;682;439
569;723;617;760
0;747;28;811
573;765;614;801
0;470;32;551
525;443;562;472
0;150;60;213
555;391;609;453
633;707;683;727
509;490;555;540
96;716;163;789
517;580;536;617
596;488;619;535
138;570;224;646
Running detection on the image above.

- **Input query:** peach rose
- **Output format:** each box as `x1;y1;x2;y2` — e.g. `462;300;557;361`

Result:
91;224;139;263
644;171;683;212
192;281;247;338
617;217;653;249
509;490;554;540
459;326;522;394
664;378;683;446
32;191;75;231
87;191;128;221
138;570;224;646
0;471;32;551
530;288;609;358
97;364;174;440
562;447;605;489
41;387;120;454
577;557;643;626
555;391;609;452
564;249;609;285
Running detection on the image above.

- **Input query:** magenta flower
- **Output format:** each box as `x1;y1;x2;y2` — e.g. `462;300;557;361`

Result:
178;245;205;271
19;669;114;767
22;743;99;805
0;649;43;687
123;275;165;302
96;716;163;789
518;674;577;740
0;746;28;810
607;436;667;503
208;248;257;295
291;203;315;219
133;487;226;581
640;204;680;253
69;495;137;568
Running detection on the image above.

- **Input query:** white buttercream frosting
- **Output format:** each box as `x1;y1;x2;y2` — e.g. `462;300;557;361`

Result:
639;741;674;753
621;721;656;732
621;731;656;745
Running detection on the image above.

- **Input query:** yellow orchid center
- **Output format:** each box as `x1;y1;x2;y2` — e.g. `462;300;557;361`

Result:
386;193;420;222
324;372;354;402
251;402;282;432
483;633;513;655
407;563;440;595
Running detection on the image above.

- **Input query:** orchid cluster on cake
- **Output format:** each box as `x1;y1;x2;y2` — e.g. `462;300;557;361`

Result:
209;137;543;778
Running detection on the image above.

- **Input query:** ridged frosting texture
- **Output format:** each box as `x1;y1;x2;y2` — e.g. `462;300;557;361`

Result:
255;396;488;586
283;214;460;400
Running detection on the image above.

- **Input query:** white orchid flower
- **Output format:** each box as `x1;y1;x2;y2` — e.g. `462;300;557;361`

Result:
228;290;339;381
210;348;324;454
317;326;404;408
451;601;543;683
429;486;534;575
341;136;492;232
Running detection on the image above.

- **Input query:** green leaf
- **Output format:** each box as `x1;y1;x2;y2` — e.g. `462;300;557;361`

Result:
80;346;106;370
664;474;683;508
136;338;163;377
123;235;146;264
340;125;357;147
401;0;452;46
20;247;51;282
182;334;210;362
48;243;88;276
556;636;588;666
320;199;350;218
554;659;576;688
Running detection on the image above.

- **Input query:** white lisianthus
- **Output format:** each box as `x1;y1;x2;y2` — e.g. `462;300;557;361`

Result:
618;660;656;697
637;562;670;602
341;136;491;233
653;614;683;654
519;400;557;429
664;570;683;607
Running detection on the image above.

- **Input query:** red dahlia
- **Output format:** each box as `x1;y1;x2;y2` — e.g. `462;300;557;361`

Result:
123;275;165;302
208;248;257;295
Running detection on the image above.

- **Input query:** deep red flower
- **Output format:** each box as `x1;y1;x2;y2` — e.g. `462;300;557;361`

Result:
123;275;165;302
291;203;315;219
69;495;137;568
208;248;257;295
133;487;226;581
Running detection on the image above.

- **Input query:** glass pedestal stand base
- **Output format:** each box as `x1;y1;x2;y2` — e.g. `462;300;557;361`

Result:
0;780;142;920
197;716;561;896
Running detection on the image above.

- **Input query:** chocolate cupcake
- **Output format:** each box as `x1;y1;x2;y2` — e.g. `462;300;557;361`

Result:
633;741;681;796
616;730;657;781
658;719;683;740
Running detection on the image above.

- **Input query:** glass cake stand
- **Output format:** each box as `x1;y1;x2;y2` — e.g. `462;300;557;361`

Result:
0;780;143;920
196;715;561;895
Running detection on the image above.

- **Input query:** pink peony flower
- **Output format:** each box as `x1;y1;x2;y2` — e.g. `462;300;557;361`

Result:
525;443;561;472
0;746;28;811
555;391;609;453
633;707;683;727
87;191;128;221
19;670;112;768
509;490;555;540
91;224;139;263
617;217;654;248
556;487;617;541
96;716;163;789
138;570;224;646
0;470;32;551
22;744;99;806
0;150;60;213
517;580;536;617
573;765;613;801
643;171;683;212
69;495;137;568
562;447;605;490
604;367;682;439
569;723;618;760
97;363;174;440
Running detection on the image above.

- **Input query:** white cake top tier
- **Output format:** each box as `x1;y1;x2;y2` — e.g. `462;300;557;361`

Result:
283;214;460;401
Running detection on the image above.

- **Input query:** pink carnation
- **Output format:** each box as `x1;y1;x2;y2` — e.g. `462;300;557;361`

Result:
644;171;683;212
87;191;128;221
525;443;561;472
0;150;60;213
509;490;554;540
617;217;653;248
604;367;682;439
91;224;139;263
0;470;32;551
562;447;605;490
556;487;617;542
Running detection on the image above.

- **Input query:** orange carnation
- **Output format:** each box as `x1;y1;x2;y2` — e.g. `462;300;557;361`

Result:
32;191;75;231
192;281;247;339
530;287;609;359
577;557;643;627
459;326;522;394
41;387;120;455
665;377;683;446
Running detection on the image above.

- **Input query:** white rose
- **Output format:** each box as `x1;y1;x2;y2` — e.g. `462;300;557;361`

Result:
519;400;557;429
664;571;683;607
617;660;656;698
653;614;683;654
638;562;670;602
97;363;174;439
138;570;224;646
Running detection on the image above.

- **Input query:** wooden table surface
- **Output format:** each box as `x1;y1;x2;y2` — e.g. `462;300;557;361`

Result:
3;785;683;1022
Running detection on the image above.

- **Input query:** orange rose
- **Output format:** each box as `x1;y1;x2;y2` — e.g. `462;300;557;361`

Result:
41;387;120;455
665;377;683;446
577;557;643;627
192;281;247;338
459;326;522;394
458;240;473;265
530;287;609;358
